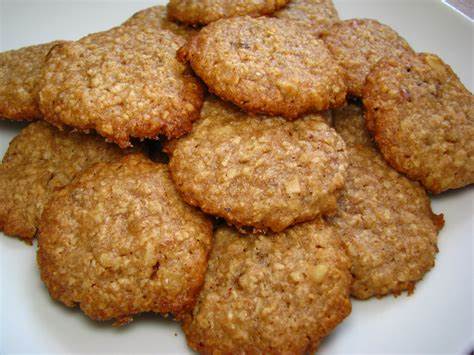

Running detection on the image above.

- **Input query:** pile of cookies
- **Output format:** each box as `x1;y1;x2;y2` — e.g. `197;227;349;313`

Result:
0;0;472;353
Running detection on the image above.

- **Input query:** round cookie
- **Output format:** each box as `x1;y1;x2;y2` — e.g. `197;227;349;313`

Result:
122;5;197;38
179;16;347;119
39;26;203;148
181;219;352;354
166;98;347;233
167;0;290;25
321;19;414;97
0;41;62;121
38;154;213;324
363;53;474;193
0;121;128;242
332;106;444;298
275;0;340;36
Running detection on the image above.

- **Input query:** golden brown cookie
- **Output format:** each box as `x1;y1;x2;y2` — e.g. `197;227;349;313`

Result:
321;19;414;97
39;26;203;148
38;154;213;324
0;121;127;242
167;0;290;25
122;5;197;38
331;105;444;299
0;41;62;121
179;16;347;119
363;53;474;193
181;220;352;354
275;0;340;36
166;98;347;233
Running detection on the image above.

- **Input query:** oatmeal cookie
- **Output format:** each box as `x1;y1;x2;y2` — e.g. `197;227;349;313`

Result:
167;98;347;233
179;16;346;119
0;41;62;121
38;154;213;324
39;26;203;148
275;0;340;36
181;219;352;354
0;121;127;242
331;105;444;298
167;0;290;25
363;53;474;193
321;19;414;97
122;5;197;38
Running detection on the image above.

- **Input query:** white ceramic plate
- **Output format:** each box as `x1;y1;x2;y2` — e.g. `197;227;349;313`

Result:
0;1;472;354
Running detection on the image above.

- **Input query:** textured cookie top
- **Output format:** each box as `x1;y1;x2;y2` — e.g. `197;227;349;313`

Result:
275;0;340;36
122;5;197;38
182;220;352;354
39;26;203;148
333;104;374;147
321;19;414;97
0;41;62;121
330;133;443;298
38;154;213;324
363;53;474;193
0;122;126;242
167;98;347;233
167;0;290;25
180;16;347;119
